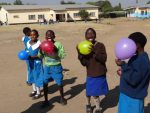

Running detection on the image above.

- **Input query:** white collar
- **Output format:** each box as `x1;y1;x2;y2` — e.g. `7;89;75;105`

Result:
27;40;41;50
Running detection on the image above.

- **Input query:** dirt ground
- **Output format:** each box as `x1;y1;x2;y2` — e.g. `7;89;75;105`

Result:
0;18;150;113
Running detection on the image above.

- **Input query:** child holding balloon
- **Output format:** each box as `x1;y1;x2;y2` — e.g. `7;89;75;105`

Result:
26;29;43;99
77;28;109;113
38;30;67;107
115;32;150;113
22;27;32;86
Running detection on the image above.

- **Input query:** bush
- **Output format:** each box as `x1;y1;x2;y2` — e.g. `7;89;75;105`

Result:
100;11;125;18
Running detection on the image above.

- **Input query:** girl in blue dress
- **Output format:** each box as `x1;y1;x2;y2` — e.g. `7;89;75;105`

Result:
22;27;31;85
26;29;43;99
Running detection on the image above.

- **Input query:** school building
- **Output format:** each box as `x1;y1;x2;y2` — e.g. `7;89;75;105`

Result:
0;4;99;24
126;4;150;18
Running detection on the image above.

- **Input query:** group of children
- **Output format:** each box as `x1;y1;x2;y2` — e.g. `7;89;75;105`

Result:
21;27;150;113
22;27;67;107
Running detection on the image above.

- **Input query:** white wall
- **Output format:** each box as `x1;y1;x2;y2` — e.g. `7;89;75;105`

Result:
7;10;52;24
0;8;8;23
67;8;99;21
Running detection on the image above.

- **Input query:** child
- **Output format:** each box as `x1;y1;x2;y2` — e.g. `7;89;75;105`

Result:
77;28;109;113
115;32;150;113
22;27;31;50
26;29;43;99
22;27;31;85
38;30;67;107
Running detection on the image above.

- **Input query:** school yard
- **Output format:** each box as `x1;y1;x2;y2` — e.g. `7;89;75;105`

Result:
0;18;150;113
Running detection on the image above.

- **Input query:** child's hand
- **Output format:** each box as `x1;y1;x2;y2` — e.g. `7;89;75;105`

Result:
88;45;94;53
76;45;80;54
117;68;122;76
53;46;58;53
115;59;124;66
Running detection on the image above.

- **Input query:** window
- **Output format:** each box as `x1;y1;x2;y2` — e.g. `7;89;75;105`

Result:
90;12;95;17
28;15;36;20
13;15;19;18
73;13;79;18
141;11;144;15
38;15;44;19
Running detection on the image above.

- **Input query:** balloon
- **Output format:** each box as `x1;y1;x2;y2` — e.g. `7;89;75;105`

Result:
18;50;29;60
40;40;55;54
78;40;93;55
115;38;136;60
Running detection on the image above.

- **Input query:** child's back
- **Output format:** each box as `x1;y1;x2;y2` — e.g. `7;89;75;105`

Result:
120;52;150;99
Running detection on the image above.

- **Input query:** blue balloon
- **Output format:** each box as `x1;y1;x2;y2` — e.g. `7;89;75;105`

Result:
18;50;29;60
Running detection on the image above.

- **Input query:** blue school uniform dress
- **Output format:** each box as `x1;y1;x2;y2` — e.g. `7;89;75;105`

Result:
22;36;30;50
118;52;150;113
26;40;43;87
22;36;30;82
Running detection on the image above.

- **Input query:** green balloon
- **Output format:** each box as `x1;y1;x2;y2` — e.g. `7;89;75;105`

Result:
78;40;93;55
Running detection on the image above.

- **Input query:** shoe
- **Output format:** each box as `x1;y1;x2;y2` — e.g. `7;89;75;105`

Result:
86;105;93;113
60;98;67;105
29;91;36;97
40;101;50;108
95;109;101;113
26;81;32;86
32;94;41;100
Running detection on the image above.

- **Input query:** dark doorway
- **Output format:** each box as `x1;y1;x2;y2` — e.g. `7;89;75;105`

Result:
56;14;65;22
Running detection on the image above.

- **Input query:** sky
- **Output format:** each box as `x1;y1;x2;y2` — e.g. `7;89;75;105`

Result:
0;0;150;8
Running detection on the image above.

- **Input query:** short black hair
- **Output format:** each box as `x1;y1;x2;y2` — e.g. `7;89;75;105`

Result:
85;28;96;38
31;29;39;38
128;32;147;48
46;30;55;38
23;27;31;35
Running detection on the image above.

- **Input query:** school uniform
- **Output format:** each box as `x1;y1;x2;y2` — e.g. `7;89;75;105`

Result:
22;36;30;82
78;41;109;96
118;52;150;113
38;41;65;86
26;40;43;87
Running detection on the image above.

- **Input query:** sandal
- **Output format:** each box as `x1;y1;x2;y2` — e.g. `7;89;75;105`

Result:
32;94;41;100
29;91;36;97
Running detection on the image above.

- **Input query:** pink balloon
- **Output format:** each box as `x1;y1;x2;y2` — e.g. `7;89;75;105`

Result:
40;40;54;54
115;38;136;60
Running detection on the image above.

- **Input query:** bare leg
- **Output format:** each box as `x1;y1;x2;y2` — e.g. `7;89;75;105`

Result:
86;96;92;113
58;85;67;105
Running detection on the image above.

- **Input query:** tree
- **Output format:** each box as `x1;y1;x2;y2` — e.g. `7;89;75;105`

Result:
87;0;113;12
147;1;150;4
87;1;123;12
0;2;11;5
113;3;123;11
60;0;75;4
13;0;23;5
78;10;90;22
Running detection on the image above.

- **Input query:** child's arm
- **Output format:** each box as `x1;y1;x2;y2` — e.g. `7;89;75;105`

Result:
116;59;143;86
92;43;107;64
56;43;66;59
37;49;44;59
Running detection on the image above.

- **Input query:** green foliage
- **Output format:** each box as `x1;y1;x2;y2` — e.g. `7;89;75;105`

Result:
113;3;123;11
147;1;150;4
78;10;90;21
100;11;125;18
86;1;123;12
0;2;11;5
60;0;75;4
13;0;23;5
